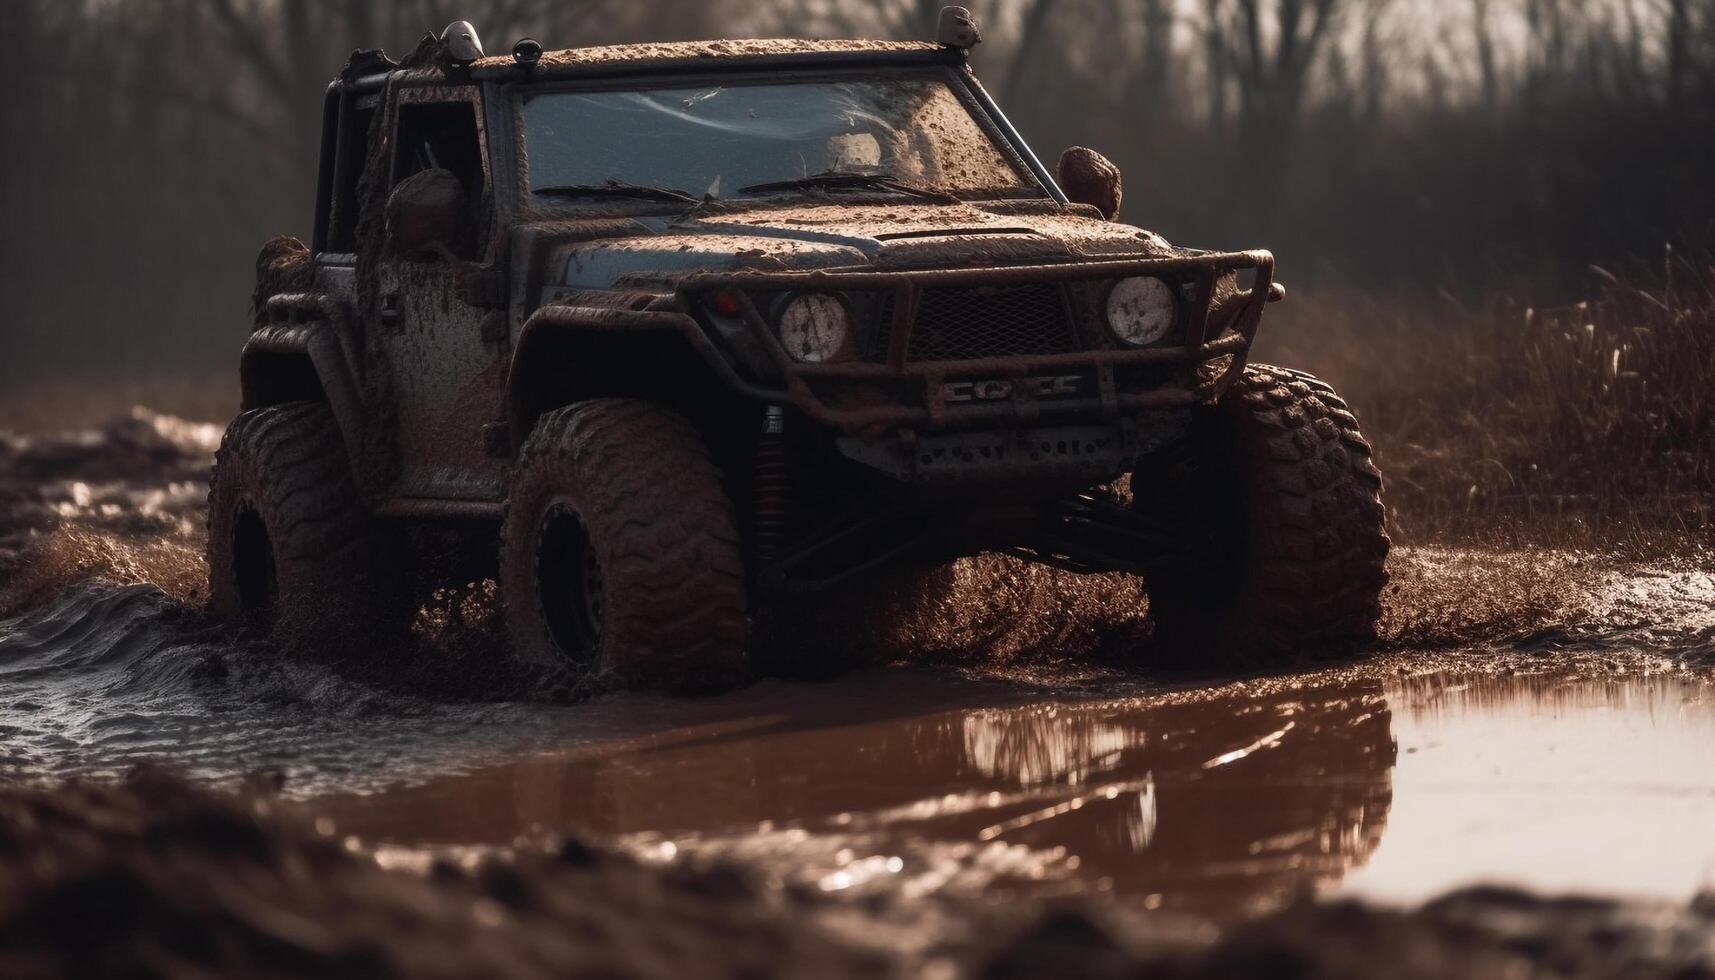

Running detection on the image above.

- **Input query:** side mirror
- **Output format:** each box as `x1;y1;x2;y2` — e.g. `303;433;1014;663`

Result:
385;168;468;260
1056;146;1123;221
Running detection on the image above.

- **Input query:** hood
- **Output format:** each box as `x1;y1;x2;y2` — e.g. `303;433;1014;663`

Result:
546;202;1177;289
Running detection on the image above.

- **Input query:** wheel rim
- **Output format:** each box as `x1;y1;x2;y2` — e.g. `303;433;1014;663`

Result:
231;502;278;626
535;501;604;663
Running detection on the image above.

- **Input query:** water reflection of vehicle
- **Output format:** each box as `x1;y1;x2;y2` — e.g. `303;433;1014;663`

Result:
310;678;1393;922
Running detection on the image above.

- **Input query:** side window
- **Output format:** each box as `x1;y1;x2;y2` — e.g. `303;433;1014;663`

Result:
324;96;376;255
391;101;486;260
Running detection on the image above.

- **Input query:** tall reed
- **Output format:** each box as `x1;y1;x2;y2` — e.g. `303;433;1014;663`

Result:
1263;246;1715;553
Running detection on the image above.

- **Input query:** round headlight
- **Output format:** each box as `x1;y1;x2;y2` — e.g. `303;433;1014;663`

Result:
778;293;852;363
1106;277;1179;347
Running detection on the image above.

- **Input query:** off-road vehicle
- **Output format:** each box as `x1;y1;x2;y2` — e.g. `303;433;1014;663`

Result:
210;10;1390;691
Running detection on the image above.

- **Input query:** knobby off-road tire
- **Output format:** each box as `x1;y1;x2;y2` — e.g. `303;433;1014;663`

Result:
499;399;748;693
1137;365;1390;662
207;402;409;656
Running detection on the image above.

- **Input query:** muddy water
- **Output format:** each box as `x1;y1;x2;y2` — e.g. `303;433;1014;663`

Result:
289;658;1715;925
1347;668;1715;903
5;407;1715;929
0;583;566;793
4;556;1715;927
302;672;1387;923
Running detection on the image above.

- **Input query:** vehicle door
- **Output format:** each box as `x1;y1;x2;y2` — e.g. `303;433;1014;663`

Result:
373;86;508;503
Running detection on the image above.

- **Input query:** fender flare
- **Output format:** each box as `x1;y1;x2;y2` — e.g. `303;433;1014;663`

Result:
504;304;777;450
240;293;380;498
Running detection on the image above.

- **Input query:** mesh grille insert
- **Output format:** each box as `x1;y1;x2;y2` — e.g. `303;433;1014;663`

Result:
898;282;1080;362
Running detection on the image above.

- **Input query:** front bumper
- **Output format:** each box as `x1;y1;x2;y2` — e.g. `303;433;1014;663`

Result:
685;250;1275;439
835;415;1189;492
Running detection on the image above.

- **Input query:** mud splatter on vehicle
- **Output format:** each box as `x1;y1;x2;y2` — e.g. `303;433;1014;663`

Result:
215;14;1385;691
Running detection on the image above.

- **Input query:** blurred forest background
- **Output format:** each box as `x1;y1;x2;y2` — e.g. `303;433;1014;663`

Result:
3;0;1713;540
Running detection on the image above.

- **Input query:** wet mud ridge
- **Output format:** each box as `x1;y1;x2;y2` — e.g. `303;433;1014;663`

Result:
3;770;1714;980
0;582;564;793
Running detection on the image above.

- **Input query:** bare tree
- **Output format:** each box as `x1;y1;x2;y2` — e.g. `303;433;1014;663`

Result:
1203;0;1347;212
1472;0;1500;111
1137;0;1176;105
1204;0;1231;125
197;1;617;155
1669;0;1691;107
1000;0;1057;108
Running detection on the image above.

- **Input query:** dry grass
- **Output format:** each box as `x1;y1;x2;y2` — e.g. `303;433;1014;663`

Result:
1262;246;1715;554
0;525;206;619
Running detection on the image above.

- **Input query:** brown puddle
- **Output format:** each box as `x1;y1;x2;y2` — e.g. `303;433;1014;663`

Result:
294;659;1715;924
1346;666;1715;904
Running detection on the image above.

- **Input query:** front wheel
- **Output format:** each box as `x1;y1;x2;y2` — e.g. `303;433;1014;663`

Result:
499;399;749;693
1134;366;1390;662
206;402;409;655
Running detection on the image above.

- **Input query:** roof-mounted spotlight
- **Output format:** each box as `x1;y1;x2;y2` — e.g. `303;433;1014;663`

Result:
937;6;982;50
441;21;484;66
513;37;543;69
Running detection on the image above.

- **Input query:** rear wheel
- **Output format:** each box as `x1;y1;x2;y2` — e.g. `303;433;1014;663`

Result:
1135;365;1390;662
499;399;749;693
206;402;408;655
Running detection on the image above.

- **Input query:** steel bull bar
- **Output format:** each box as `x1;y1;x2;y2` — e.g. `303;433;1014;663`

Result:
683;250;1276;437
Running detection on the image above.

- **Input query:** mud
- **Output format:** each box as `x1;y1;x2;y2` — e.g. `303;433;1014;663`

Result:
1056;147;1123;221
0;409;215;615
468;38;941;77
252;235;315;324
0;582;570;793
674;201;1179;263
288;654;1715;922
4;770;1715;980
6;409;1715;976
0;769;887;980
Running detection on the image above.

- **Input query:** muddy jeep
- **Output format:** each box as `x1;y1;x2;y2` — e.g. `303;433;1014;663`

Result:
210;12;1389;691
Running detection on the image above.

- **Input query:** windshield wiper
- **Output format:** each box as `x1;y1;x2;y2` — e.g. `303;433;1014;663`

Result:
533;179;701;204
738;171;957;203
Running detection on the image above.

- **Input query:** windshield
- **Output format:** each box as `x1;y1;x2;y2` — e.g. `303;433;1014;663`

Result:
520;73;1038;202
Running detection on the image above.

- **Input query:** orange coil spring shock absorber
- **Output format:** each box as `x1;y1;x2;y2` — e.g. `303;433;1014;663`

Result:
753;406;790;567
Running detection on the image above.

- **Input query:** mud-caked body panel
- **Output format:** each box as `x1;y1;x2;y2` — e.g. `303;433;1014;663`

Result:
227;26;1385;678
247;37;1272;513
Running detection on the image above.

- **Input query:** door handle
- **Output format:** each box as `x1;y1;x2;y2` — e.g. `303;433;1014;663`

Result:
380;294;402;330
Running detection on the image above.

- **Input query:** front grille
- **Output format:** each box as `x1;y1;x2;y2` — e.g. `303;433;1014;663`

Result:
876;282;1081;363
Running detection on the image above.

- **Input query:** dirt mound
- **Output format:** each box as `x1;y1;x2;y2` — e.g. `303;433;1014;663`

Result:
3;772;1712;980
0;769;887;980
982;889;1715;979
